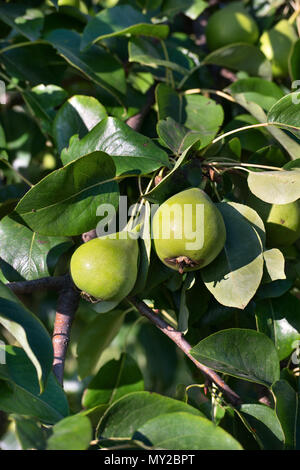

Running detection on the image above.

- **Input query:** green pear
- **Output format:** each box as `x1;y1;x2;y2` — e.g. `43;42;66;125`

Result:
248;194;300;247
58;0;80;6
70;233;139;301
152;188;226;273
206;3;259;51
259;20;297;77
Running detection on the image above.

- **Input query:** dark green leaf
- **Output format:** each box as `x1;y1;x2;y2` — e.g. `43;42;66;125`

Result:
82;353;144;409
268;92;300;139
97;391;204;439
81;5;169;50
0;283;54;391
61;116;169;176
45;29;126;104
77;309;126;379
233;93;300;160
228;77;284;111
47;414;92;450
23;84;68;135
2;43;65;86
130;201;151;295
135;411;242;450
237;404;284;450
0;216;72;280
129;37;190;76
156;84;224;151
0;346;68;424
16;151;119;236
190;328;280;386
160;0;208;20
255;294;300;361
157;117;210;154
14;416;47;450
204;44;272;79
272;380;298;449
289;38;300;81
53;95;107;153
0;4;44;41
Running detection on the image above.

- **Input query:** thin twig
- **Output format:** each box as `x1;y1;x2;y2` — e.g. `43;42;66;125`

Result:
129;297;242;407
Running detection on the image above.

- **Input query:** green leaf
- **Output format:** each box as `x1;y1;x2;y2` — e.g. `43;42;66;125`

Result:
0;184;27;221
272;380;299;449
228;78;284;111
82;353;144;409
156;84;224;151
130;200;151;295
257;280;292;300
47;414;92;450
81;5;169;50
190;328;280;387
237;404;284;450
0;216;72;281
157;117;205;154
128;37;190;76
77;309;126;379
268;92;300;138
255;294;300;361
178;272;195;333
201;202;264;309
97;391;204;439
144;152;194;204
204;44;272;79
0;346;68;424
23;84;68;135
289;38;300;81
232;93;300;161
16;151;119;236
14;416;47;450
247;170;300;204
45;29;126;104
135;412;242;450
53;95;107;153
0;4;44;41
0;283;54;391
61;116;169;176
2;43;65;86
262;248;286;283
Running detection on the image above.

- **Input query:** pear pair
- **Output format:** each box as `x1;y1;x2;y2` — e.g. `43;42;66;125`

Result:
70;188;227;300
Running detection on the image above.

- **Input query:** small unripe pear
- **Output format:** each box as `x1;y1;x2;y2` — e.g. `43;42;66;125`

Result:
58;0;80;7
248;195;300;247
259;20;297;78
70;233;139;301
206;3;259;51
152;188;226;273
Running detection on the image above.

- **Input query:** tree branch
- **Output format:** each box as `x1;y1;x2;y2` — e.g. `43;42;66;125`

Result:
7;274;80;386
52;276;80;386
126;85;156;132
129;297;242;407
7;275;67;295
